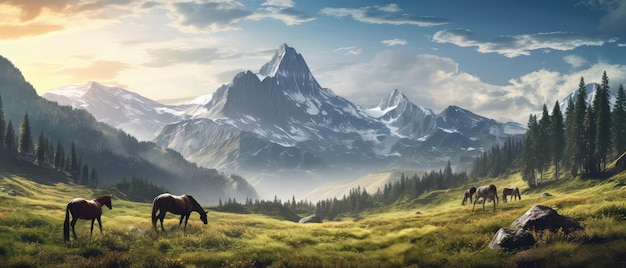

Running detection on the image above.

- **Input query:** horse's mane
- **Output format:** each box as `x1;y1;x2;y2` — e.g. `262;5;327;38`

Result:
94;194;112;200
184;194;201;207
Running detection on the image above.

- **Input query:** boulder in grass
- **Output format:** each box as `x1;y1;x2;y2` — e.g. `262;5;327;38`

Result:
489;227;535;250
299;214;322;224
490;205;583;251
513;205;583;234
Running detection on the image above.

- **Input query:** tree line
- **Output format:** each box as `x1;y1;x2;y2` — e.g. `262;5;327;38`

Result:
217;161;470;221
521;72;624;186
463;71;626;189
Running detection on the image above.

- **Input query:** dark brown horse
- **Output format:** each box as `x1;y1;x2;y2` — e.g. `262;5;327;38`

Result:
461;187;476;205
472;184;498;212
502;186;521;203
152;193;208;232
63;194;112;242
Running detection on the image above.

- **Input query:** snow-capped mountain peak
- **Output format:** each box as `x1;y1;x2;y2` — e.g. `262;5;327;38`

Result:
374;89;408;111
259;43;310;78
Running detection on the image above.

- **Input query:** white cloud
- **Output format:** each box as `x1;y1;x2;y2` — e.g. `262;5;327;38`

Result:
250;6;316;25
321;4;449;26
334;46;363;55
169;1;252;32
382;38;407;46
261;0;294;7
433;28;615;57
563;55;588;68
316;50;626;123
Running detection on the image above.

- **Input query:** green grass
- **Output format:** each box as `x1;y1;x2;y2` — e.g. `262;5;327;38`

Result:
2;169;626;267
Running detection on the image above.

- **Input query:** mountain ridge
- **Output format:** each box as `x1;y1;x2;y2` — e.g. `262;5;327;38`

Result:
41;44;526;199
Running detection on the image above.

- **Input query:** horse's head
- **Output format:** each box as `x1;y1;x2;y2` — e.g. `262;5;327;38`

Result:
96;194;113;209
200;210;208;224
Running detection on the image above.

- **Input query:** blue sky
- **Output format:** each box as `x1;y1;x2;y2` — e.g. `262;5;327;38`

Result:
0;0;625;123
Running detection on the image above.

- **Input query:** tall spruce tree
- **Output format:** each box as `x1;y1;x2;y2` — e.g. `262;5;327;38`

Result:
4;120;15;153
35;131;45;165
522;114;538;186
70;142;78;174
583;104;596;174
54;141;64;170
564;97;577;175
0;95;5;150
551;101;565;180
18;113;33;154
594;71;611;171
570;77;589;175
613;84;626;156
537;104;552;183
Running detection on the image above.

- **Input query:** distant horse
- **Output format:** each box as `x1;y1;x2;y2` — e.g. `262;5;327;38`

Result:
472;184;498;212
461;187;477;206
152;193;208;232
502;187;521;203
63;195;112;242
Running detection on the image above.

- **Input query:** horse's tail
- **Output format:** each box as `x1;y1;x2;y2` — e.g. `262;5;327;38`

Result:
151;197;158;231
63;203;70;242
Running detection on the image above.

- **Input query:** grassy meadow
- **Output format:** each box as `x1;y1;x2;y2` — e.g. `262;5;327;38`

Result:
2;166;626;267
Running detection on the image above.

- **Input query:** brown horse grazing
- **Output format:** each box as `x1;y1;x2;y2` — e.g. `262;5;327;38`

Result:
63;195;112;242
461;187;477;206
502;186;521;203
152;193;208;232
472;184;498;212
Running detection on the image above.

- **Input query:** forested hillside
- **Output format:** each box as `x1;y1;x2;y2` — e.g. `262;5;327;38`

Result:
470;72;626;188
0;55;257;204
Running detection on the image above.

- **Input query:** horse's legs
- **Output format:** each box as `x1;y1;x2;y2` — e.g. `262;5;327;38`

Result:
97;217;103;234
472;198;477;212
155;211;166;232
178;215;185;229
183;215;190;231
70;217;78;239
90;219;95;236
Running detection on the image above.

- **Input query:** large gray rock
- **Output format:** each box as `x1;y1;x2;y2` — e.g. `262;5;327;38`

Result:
513;205;583;234
489;228;535;250
299;214;322;224
490;205;583;251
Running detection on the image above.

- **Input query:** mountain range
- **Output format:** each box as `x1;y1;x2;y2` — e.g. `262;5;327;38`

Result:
0;55;257;204
43;44;526;199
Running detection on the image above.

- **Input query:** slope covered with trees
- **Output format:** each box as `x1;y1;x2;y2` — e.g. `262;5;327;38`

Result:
0;55;257;204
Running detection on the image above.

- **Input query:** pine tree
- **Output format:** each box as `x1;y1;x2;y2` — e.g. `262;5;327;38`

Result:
537;104;552;183
612;84;626;155
4;120;16;153
35;131;45;165
522;115;538;186
81;164;89;185
90;168;99;188
583;104;596;174
594;71;611;172
551;101;565;180
70;142;78;174
569;77;588;176
0;95;5;150
18;113;33;154
54;141;64;170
